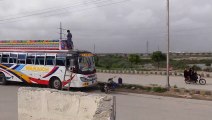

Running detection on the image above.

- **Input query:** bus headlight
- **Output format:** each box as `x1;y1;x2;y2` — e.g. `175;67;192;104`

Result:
80;77;87;82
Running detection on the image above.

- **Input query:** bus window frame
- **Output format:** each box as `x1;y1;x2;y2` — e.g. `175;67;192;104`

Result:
67;56;78;72
35;53;45;65
9;53;18;64
17;53;26;64
0;53;2;63
77;54;95;74
45;55;56;66
56;54;66;66
56;57;66;66
2;53;10;63
26;53;36;65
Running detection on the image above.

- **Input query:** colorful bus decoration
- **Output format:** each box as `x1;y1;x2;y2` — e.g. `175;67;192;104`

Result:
0;40;97;89
0;40;69;51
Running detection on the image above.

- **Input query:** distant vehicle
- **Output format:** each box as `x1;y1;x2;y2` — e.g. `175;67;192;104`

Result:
0;40;97;89
185;74;206;85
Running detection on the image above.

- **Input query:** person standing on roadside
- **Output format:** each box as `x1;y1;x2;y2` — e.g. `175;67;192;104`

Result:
67;30;73;49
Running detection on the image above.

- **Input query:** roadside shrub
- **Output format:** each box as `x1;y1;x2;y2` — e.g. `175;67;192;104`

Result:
191;65;201;71
205;63;211;67
170;60;187;70
203;67;212;72
152;87;167;93
145;87;152;91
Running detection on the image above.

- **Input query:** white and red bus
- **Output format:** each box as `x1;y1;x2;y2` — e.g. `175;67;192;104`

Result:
0;40;97;89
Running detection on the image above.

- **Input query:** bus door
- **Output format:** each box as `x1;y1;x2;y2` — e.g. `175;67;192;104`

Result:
65;56;77;82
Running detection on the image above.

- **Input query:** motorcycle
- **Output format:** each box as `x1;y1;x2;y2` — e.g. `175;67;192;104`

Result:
185;74;206;85
100;77;118;94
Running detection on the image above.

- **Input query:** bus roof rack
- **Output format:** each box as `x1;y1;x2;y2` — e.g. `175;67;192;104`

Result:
0;40;73;52
0;40;93;54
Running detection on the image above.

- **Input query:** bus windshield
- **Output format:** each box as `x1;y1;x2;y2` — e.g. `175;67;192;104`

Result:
78;56;95;72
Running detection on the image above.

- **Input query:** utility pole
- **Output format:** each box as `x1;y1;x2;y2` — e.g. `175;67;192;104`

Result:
166;0;171;88
146;40;149;55
59;22;63;40
59;22;67;50
94;44;96;54
157;45;160;51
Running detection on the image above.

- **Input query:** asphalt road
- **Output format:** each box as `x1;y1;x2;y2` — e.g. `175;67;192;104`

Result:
116;93;212;120
97;73;212;90
0;85;18;120
1;84;212;120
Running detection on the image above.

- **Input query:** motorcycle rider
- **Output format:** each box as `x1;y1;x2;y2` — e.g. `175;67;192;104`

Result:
108;77;118;89
189;68;198;83
184;67;190;81
191;71;198;83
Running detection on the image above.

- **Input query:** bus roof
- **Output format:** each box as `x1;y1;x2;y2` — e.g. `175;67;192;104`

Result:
0;40;60;51
0;49;92;54
0;40;92;55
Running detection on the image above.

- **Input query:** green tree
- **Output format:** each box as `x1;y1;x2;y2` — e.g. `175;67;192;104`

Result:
151;51;166;70
205;62;211;67
94;55;99;67
128;54;140;67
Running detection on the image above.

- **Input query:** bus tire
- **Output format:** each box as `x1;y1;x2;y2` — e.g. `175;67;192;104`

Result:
0;72;7;85
50;77;62;90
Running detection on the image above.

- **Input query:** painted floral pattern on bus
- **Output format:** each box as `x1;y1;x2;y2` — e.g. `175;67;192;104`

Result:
0;40;60;50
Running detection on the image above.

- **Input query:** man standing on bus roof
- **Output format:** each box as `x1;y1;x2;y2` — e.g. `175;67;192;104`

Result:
67;30;73;50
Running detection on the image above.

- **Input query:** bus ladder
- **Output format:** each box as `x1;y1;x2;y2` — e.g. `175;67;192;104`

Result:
62;68;73;91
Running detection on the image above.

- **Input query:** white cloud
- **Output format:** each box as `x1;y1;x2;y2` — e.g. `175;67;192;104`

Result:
0;0;212;53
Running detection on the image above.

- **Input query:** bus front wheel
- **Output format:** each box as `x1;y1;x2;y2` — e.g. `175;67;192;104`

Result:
0;73;7;85
50;78;62;90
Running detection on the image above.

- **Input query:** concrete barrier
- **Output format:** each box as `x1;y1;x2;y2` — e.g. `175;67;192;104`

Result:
18;87;115;120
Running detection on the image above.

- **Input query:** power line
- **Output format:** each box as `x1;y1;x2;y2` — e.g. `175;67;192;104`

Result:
0;0;105;21
0;0;103;18
0;0;114;22
0;0;130;24
42;0;130;19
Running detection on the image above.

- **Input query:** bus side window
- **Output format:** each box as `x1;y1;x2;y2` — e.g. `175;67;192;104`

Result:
0;54;1;63
18;54;26;64
56;57;65;66
26;56;35;64
46;56;55;65
69;58;77;67
9;53;18;63
36;56;45;65
79;57;82;62
66;58;71;68
2;54;9;63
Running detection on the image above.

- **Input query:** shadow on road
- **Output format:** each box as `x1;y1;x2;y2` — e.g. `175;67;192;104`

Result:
4;81;101;93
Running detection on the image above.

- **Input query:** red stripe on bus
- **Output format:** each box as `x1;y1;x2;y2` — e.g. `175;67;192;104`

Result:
0;69;12;76
30;78;49;85
62;74;76;86
42;67;59;78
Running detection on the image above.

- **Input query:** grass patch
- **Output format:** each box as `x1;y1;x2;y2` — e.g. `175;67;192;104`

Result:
145;87;152;92
152;87;167;93
98;82;167;93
